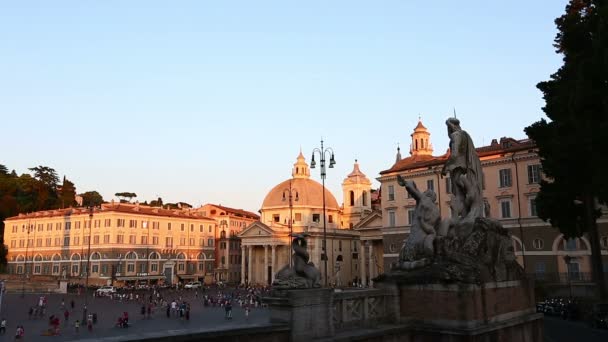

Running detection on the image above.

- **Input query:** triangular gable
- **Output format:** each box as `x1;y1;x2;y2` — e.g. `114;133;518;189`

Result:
354;210;383;229
239;221;274;238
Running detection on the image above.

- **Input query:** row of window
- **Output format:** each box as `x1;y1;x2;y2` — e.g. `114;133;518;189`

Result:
386;198;538;227
531;237;608;250
11;220;214;234
386;164;542;201
272;213;334;224
10;236;216;248
13;260;214;276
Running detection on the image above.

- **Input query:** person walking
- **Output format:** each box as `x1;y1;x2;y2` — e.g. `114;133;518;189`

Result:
87;313;93;332
64;309;70;325
74;320;80;334
0;318;6;335
14;325;24;340
245;305;250;322
70;299;75;310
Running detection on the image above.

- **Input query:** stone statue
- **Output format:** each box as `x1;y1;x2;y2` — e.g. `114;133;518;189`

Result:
441;118;484;221
273;233;321;289
382;117;523;284
395;176;440;270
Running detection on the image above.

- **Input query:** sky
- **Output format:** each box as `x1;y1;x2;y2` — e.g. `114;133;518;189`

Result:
0;1;568;214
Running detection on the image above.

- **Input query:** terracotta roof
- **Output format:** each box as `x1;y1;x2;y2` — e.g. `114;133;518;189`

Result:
205;204;259;220
6;203;216;221
380;137;536;175
414;120;427;131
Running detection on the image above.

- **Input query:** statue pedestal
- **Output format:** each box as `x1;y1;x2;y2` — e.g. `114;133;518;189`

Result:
264;288;334;342
384;279;543;341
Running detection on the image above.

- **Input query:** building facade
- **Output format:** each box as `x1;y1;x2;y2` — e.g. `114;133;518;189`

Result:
4;202;217;285
378;120;608;284
239;152;373;287
196;204;259;284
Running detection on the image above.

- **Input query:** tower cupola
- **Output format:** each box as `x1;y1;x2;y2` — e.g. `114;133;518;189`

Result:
410;119;433;156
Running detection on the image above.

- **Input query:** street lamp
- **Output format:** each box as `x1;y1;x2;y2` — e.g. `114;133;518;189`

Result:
85;206;93;307
564;255;573;299
282;179;299;268
311;139;336;287
21;220;32;298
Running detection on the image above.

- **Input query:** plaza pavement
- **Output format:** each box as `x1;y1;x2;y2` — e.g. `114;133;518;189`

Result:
0;289;270;342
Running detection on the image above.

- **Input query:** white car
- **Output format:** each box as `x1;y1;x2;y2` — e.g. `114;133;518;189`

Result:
184;281;202;289
96;286;116;295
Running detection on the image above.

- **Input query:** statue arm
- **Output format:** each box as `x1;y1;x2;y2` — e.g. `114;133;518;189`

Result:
444;133;462;172
404;180;422;201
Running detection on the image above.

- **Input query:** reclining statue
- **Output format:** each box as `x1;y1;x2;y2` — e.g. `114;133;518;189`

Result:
273;233;321;289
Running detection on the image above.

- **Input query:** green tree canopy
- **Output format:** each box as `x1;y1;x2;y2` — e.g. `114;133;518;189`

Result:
115;192;137;203
80;190;104;207
525;0;608;299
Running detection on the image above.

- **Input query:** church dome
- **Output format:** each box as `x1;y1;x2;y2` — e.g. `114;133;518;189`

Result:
261;151;340;210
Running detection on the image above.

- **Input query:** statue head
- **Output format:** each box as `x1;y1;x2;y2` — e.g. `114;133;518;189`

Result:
446;117;461;135
423;189;437;203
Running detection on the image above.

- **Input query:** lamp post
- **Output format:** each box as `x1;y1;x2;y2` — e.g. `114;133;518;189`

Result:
282;179;298;268
311;139;336;287
85;206;93;307
21;220;32;298
564;255;573;299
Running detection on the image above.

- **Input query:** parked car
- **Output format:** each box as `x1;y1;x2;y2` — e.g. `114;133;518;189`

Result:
184;281;202;289
589;303;608;329
96;286;116;295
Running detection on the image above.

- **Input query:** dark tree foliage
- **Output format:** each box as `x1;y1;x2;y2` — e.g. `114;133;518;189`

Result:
79;191;104;207
59;177;77;208
149;197;163;207
115;192;137;202
525;0;608;299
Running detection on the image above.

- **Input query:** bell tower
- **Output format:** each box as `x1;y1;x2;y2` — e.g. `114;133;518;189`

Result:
410;119;433;156
292;150;310;179
342;160;372;228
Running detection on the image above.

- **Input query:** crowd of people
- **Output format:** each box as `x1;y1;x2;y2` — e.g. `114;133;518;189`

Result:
7;283;271;340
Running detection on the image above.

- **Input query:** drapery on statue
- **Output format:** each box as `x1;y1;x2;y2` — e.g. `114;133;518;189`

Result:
396;176;441;270
273;233;321;289
384;117;523;283
441;117;484;221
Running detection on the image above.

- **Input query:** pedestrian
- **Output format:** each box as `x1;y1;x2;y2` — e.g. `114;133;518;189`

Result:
166;304;170;318
141;304;146;318
245;305;250;321
28;307;33;320
14;325;24;340
60;299;65;311
74;320;80;334
147;304;152;319
0;318;6;335
87;313;93;332
64;309;70;325
70;299;75;310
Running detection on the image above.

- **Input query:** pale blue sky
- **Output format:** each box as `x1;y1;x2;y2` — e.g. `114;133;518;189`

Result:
0;1;566;213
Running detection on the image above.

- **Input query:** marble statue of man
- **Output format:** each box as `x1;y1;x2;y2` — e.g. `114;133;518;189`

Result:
396;177;441;269
441;118;484;220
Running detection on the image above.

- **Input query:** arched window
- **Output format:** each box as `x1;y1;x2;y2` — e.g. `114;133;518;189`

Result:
149;252;160;260
34;255;43;262
91;252;101;260
197;253;206;260
336;255;343;262
125;252;137;259
70;253;81;261
349;191;355;206
177;253;186;260
415;139;418;150
421;139;424;149
52;254;61;261
362;191;367;206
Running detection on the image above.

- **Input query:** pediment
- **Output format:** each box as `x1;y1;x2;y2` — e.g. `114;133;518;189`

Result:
354;210;383;229
239;221;274;238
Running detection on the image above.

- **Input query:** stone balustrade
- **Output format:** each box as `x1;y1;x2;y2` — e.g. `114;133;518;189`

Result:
332;288;397;331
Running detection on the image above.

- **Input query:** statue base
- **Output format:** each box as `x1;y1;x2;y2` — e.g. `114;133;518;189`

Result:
263;288;334;342
376;278;543;341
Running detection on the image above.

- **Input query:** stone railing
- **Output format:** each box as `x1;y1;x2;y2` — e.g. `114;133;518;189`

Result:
332;288;397;332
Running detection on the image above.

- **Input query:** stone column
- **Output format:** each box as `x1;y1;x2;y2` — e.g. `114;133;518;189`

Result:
264;245;269;285
359;240;366;287
240;245;246;285
368;242;374;287
271;244;276;283
247;245;253;285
